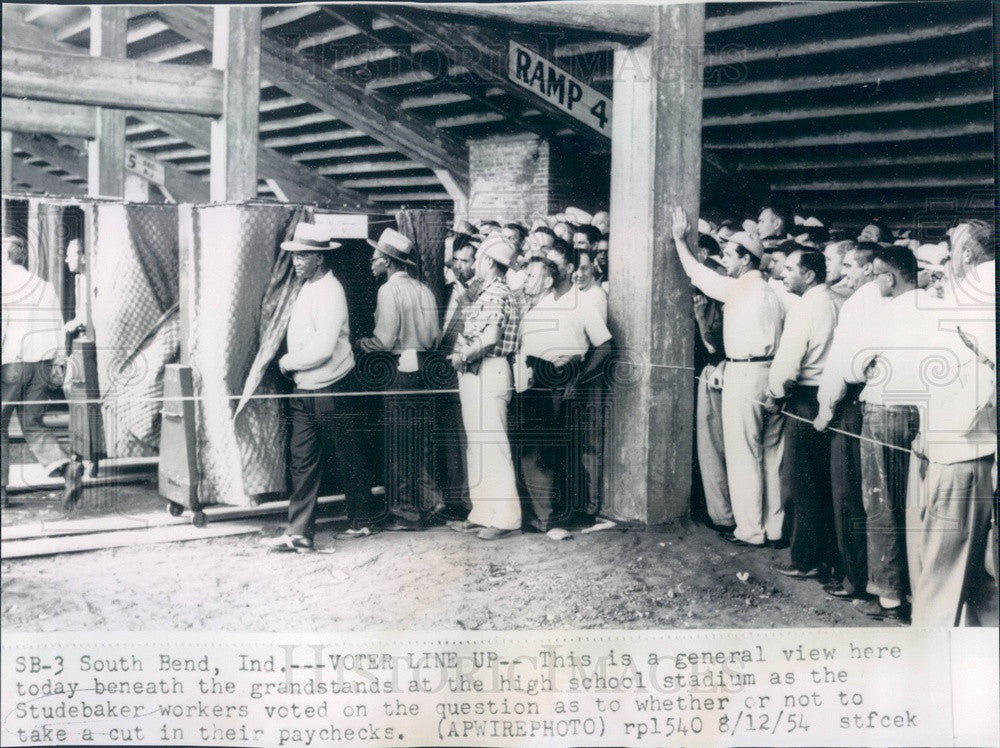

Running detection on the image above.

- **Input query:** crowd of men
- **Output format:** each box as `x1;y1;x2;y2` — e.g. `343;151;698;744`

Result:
672;205;996;628
3;197;995;629
263;206;616;552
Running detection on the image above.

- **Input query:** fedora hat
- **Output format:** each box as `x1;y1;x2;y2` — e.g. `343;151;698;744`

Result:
281;222;342;252
367;228;417;267
479;234;516;269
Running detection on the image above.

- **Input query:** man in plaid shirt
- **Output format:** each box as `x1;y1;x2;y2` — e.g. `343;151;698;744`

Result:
446;234;522;540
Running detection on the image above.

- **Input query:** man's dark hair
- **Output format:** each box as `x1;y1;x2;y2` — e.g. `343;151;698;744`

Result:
548;237;578;268
533;226;556;239
526;256;559;286
760;202;793;235
3;235;29;268
852;241;881;266
479;220;500;230
774;239;810;255
698;233;721;257
862;219;895;244
793;248;827;284
453;235;477;253
503;223;527;243
735;246;761;270
573;224;602;245
877;246;917;284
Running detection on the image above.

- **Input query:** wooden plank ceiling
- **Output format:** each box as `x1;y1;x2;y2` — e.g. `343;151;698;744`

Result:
6;2;994;226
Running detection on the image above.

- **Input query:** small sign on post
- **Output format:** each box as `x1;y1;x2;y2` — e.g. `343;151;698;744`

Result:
507;40;612;135
125;149;165;186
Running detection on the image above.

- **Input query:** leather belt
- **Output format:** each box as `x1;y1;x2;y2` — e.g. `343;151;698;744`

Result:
725;355;774;363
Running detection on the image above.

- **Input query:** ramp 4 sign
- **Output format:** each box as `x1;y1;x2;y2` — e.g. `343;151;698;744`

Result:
508;41;611;135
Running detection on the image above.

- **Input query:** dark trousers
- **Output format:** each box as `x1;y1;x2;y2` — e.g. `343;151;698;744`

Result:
2;361;69;488
385;367;443;522
567;382;607;516
860;402;918;600
830;386;868;594
432;368;470;518
781;386;840;573
514;387;575;532
287;374;372;538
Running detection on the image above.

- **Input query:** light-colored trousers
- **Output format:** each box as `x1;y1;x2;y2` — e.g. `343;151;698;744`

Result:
697;363;732;527
458;357;521;531
906;454;998;627
721;361;786;544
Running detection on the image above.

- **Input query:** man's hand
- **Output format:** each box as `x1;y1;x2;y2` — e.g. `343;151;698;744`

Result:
708;363;725;391
762;394;780;415
357;337;381;354
671;206;689;243
813;409;832;432
277;355;292;377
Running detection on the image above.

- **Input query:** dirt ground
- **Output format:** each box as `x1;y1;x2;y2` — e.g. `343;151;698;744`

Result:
0;482;890;633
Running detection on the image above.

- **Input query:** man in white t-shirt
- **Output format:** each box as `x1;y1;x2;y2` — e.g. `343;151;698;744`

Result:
515;241;612;531
262;223;371;553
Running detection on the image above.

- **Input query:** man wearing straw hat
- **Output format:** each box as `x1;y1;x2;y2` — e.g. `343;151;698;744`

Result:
262;223;372;552
358;228;441;531
446;234;523;540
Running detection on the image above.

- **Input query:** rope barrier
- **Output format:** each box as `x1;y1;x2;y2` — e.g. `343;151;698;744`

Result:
2;360;940;456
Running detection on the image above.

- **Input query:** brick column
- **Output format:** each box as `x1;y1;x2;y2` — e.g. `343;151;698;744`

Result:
467;134;550;223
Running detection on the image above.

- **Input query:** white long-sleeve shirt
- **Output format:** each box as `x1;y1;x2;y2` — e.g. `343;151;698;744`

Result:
816;280;885;417
687;266;785;359
280;270;354;390
1;262;64;365
766;283;839;399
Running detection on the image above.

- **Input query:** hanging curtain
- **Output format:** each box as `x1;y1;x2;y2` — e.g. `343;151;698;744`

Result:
185;204;302;505
395;208;451;310
91;203;180;458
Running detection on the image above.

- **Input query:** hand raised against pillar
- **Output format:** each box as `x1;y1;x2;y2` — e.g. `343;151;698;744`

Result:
670;206;689;244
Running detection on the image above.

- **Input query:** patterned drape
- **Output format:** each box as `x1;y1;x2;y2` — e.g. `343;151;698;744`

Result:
395;209;451;310
184;204;301;505
91;203;180;458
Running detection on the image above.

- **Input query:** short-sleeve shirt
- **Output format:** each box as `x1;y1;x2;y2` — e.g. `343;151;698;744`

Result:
519;286;612;363
461;277;520;358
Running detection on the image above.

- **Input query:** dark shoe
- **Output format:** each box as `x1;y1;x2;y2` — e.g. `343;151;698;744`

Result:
382;518;422;532
261;534;315;553
773;563;819;579
62;459;85;511
447;520;481;533
854;598;910;622
721;531;765;548
766;537;789;550
713;523;737;537
822;581;854;598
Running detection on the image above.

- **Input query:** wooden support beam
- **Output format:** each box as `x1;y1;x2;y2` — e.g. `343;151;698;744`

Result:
384;11;607;144
11;159;86;196
705;17;992;68
157;5;469;193
297;144;396;162
210;6;261;202
11;132;210;205
2;46;224;116
738;151;996;172
434;167;469;217
316;159;428;176
705;91;993;128
705;2;895;33
607;4;702;524
341;175;442;189
143;111;371;210
5;14;366;209
397;3;652;39
320;6;562;140
88;5;127;198
2;131;12;191
1;98;98;139
707;122;993;149
368;191;451;202
772;176;994;192
704;54;990;100
262;129;367;149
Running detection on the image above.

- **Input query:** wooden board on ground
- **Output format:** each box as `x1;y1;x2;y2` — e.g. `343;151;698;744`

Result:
1;510;188;542
1;522;261;559
5;458;158;494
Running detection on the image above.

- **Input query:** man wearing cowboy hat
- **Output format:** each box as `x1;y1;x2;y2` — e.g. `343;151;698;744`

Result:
671;207;787;549
358;228;442;530
262;222;372;552
447;234;523;540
